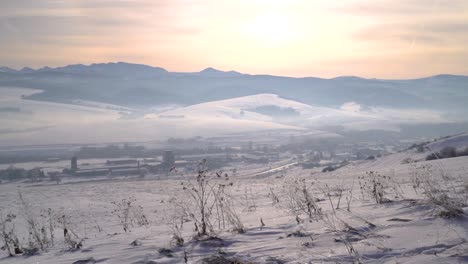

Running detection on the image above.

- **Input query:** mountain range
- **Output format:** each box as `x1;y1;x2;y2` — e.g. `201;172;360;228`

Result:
1;62;468;145
1;62;467;115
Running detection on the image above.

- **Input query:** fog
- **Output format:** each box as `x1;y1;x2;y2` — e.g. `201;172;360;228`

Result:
1;65;468;180
0;83;463;147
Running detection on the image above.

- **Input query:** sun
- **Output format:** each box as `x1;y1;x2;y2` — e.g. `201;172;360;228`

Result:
253;13;291;41
242;11;297;46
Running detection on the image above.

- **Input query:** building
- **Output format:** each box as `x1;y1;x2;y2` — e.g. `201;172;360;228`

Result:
162;150;175;169
71;156;78;174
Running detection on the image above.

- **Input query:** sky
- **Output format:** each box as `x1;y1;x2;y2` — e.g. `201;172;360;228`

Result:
1;0;467;78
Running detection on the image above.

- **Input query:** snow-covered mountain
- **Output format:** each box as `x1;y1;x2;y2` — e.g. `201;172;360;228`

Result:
150;94;448;131
1;62;467;113
1;62;468;143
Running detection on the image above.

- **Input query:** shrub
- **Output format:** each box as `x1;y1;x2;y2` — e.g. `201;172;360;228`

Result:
0;213;22;256
164;210;185;247
268;187;280;205
411;164;466;217
281;177;322;220
57;213;84;250
401;157;414;164
18;192;52;251
111;197;149;232
320;211;362;264
178;160;242;237
358;172;392;204
322;166;336;173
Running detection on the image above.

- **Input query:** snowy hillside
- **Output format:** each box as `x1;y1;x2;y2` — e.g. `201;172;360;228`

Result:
0;152;467;263
0;88;309;146
152;93;447;131
343;132;468;172
0;87;460;146
426;133;468;151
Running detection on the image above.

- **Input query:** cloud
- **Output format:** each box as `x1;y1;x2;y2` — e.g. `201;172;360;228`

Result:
339;0;468;49
334;0;468;16
0;1;200;54
340;102;361;113
352;20;468;49
0;0;198;34
0;0;467;78
0;126;53;135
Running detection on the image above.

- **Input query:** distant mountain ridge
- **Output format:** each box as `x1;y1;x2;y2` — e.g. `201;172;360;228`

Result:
0;62;243;78
4;62;466;80
1;62;467;115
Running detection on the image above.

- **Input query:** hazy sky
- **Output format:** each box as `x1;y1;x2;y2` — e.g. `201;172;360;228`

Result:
1;0;467;78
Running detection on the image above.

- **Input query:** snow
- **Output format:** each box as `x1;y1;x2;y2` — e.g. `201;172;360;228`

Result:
0;89;305;146
152;94;366;122
150;94;449;131
0;89;454;146
346;133;468;172
0;152;467;263
426;133;468;151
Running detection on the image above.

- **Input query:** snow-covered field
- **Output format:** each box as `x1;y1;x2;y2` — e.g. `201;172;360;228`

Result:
1;154;467;263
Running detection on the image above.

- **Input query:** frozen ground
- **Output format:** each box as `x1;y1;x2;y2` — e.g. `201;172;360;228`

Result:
0;153;467;263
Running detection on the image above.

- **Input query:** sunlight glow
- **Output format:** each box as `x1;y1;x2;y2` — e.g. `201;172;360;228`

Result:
240;8;301;47
1;0;467;78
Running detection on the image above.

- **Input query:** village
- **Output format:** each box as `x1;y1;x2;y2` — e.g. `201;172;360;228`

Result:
0;134;400;184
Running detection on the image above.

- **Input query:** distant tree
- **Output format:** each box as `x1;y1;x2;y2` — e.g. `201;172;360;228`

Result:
426;153;438;160
426;146;458;160
459;147;468;156
1;166;25;181
27;168;43;182
416;145;425;153
322;166;336;172
440;146;457;159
